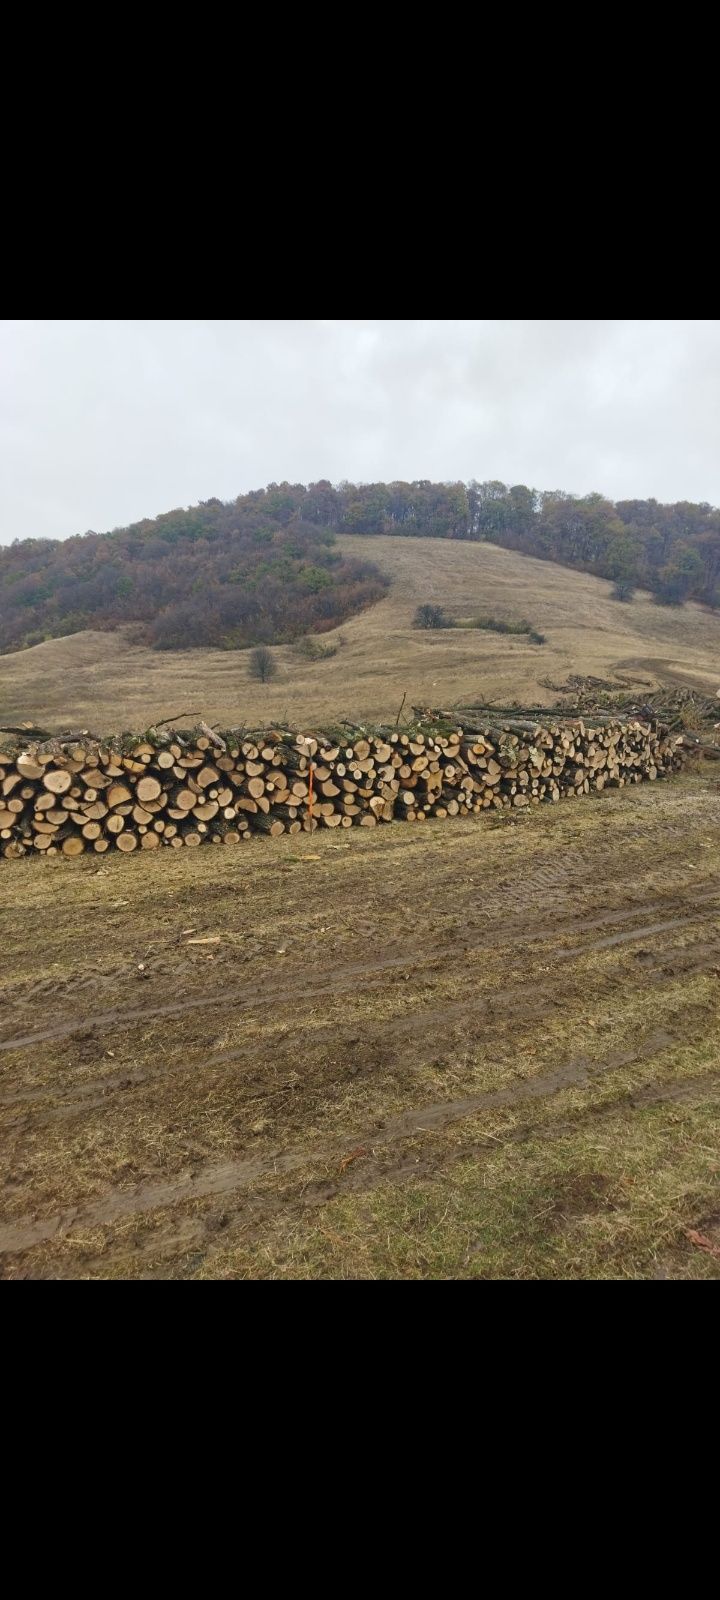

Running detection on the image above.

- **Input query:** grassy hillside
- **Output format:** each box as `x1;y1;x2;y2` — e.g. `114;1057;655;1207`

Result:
3;479;719;659
2;533;719;732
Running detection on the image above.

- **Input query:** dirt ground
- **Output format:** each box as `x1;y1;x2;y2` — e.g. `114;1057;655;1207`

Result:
2;769;719;1279
2;534;719;732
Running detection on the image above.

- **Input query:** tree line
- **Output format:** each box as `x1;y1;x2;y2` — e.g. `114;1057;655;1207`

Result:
2;478;719;655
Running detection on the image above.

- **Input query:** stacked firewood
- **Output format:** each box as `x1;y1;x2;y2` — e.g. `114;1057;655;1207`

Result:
0;713;686;859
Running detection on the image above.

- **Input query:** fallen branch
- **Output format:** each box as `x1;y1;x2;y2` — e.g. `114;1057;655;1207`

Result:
152;712;203;729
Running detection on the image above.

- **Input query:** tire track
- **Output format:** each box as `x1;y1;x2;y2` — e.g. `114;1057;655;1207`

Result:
0;1029;679;1255
2;887;719;1054
3;932;719;1120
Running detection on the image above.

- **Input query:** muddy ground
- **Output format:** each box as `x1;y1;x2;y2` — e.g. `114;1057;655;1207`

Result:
1;769;719;1278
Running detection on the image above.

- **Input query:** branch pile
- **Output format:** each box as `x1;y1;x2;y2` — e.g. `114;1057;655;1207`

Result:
0;713;686;860
536;680;720;732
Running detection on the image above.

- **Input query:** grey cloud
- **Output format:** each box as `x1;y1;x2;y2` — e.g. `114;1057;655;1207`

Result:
1;319;718;544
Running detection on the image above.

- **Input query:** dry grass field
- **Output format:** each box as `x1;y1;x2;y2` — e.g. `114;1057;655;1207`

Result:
2;534;719;732
2;535;719;1279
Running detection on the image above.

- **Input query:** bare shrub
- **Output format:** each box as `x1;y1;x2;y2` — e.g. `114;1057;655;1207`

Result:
249;645;277;682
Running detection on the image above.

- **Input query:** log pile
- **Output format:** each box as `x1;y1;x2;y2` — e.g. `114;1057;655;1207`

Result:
0;714;686;860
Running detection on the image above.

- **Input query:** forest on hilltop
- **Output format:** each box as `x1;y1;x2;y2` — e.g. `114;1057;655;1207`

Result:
1;478;719;655
330;479;720;606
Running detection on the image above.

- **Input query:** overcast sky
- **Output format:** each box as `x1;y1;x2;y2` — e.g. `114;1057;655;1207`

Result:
1;320;719;544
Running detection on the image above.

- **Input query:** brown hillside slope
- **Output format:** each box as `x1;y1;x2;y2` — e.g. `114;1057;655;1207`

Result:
2;534;719;731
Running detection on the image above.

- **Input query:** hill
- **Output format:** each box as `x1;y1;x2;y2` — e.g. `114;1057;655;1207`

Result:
335;479;720;608
0;490;387;654
2;479;720;662
3;533;719;732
